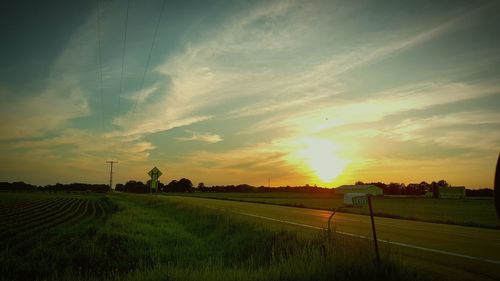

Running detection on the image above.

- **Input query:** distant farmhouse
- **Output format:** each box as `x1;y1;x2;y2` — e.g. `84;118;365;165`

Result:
335;184;383;196
438;186;466;199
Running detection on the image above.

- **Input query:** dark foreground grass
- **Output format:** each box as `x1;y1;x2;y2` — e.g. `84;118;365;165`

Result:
1;192;430;281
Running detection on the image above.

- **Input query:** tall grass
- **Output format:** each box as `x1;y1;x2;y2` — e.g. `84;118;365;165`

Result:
0;193;429;281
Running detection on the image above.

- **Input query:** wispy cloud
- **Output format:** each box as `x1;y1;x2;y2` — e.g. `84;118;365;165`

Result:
1;0;496;187
116;0;476;138
388;110;500;150
243;80;500;135
113;1;302;137
0;127;156;184
10;129;155;161
176;130;223;143
168;144;304;186
0;89;89;140
0;9;105;140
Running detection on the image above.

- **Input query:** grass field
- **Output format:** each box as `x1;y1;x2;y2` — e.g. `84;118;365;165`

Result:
0;191;432;281
177;192;500;229
163;195;500;281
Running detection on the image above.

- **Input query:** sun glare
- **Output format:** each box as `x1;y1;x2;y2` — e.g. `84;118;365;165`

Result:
297;138;349;183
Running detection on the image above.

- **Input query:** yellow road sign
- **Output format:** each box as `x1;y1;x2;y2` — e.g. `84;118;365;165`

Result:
148;166;163;179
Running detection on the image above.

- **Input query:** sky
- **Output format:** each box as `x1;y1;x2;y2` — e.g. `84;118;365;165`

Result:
0;0;499;188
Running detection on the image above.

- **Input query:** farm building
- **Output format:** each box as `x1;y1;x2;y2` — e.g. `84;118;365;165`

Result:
335;184;383;195
439;186;466;199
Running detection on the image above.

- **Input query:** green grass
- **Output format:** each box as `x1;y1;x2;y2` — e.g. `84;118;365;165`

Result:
0;191;432;281
176;192;500;229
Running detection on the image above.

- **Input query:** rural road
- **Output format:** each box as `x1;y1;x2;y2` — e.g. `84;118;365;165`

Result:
162;195;500;281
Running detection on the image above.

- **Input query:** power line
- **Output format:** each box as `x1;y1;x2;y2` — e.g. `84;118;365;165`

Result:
106;161;118;189
117;0;131;123
131;0;166;113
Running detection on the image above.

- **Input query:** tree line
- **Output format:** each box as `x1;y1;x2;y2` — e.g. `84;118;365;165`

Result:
355;180;452;196
0;179;493;197
115;178;195;193
198;183;334;193
354;180;493;197
0;182;110;192
116;181;336;193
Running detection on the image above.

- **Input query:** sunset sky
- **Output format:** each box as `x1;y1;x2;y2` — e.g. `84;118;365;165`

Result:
0;0;499;188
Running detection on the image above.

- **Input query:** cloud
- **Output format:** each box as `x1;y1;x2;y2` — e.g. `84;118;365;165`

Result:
113;1;324;137
1;1;495;187
243;80;500;135
387;110;500;150
0;9;107;140
9;129;155;161
176;130;223;143
126;84;160;103
111;1;478;141
312;6;475;76
0;89;89;140
167;143;305;186
0;126;157;183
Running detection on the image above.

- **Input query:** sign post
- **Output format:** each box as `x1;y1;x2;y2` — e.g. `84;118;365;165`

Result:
148;166;162;194
367;195;380;264
329;194;380;264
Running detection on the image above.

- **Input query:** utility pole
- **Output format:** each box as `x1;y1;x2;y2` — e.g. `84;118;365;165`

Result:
106;161;118;189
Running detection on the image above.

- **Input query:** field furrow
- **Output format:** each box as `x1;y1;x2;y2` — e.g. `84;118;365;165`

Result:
0;199;77;240
0;198;46;213
7;200;88;249
0;198;73;230
0;198;64;222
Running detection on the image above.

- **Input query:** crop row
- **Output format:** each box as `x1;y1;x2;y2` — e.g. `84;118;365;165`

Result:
0;198;62;220
0;198;47;214
0;198;76;231
0;197;110;249
0;198;78;240
0;198;69;225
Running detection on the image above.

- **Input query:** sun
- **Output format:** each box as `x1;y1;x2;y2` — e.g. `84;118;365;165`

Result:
297;138;349;183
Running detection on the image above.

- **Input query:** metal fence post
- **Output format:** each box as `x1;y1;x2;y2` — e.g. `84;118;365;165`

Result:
368;195;380;264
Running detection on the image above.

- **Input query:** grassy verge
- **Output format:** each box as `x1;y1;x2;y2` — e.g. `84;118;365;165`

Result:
174;192;500;229
0;192;431;281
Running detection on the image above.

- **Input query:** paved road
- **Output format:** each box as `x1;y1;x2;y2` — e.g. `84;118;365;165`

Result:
162;195;500;281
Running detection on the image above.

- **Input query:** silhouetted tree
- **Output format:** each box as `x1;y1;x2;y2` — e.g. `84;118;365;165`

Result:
420;181;430;192
431;181;439;198
118;180;149;193
179;178;193;192
158;181;166;192
165;178;194;192
40;183;109;192
0;182;37;191
437;180;449;188
386;183;402;195
466;188;493;197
